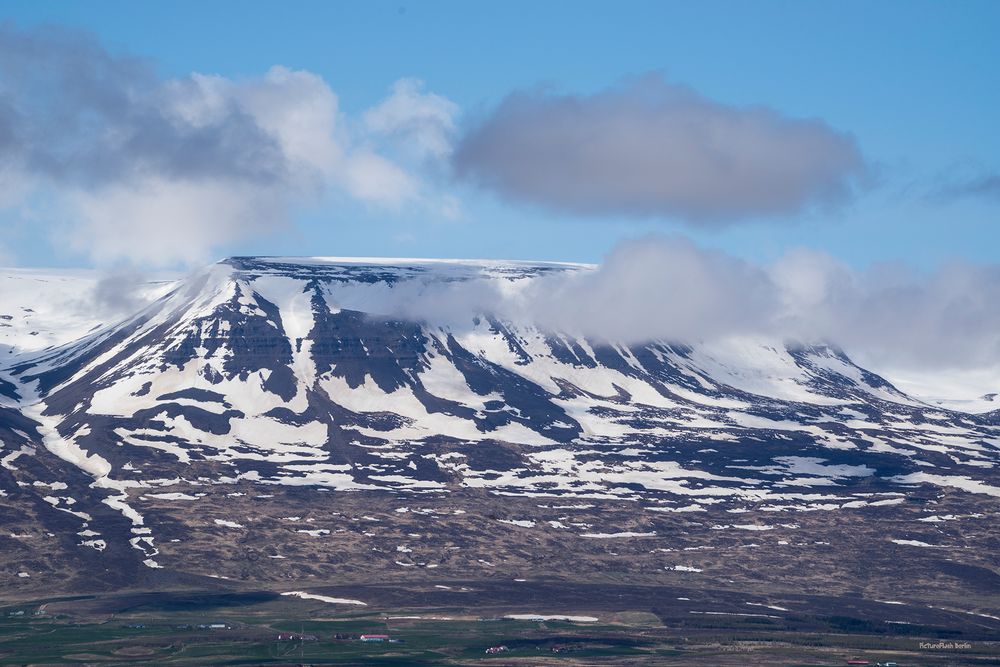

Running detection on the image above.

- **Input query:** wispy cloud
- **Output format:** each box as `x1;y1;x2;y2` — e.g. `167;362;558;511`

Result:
453;74;869;224
0;23;458;266
933;171;1000;203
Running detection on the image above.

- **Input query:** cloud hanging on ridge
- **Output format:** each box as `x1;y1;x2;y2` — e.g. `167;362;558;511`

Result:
0;23;458;266
333;236;1000;375
523;239;1000;374
453;75;869;223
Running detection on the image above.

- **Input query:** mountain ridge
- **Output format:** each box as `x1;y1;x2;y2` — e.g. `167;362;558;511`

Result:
0;256;997;620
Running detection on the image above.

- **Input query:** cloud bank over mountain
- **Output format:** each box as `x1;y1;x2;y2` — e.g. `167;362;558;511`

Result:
344;236;1000;374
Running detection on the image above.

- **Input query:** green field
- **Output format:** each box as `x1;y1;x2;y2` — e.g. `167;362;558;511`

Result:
1;592;998;666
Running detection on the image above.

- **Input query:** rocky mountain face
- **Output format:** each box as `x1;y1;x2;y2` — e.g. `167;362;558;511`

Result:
1;257;998;623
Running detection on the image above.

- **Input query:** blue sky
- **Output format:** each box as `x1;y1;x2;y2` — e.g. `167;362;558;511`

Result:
2;0;999;268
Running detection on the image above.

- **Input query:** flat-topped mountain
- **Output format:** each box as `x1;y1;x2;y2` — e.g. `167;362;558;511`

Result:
0;257;997;628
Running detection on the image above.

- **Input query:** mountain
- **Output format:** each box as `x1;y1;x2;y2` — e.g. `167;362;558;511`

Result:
1;257;998;626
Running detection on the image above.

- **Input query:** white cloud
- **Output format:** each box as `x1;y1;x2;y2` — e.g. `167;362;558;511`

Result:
67;178;287;266
0;25;458;267
364;78;460;161
515;237;778;342
339;151;418;208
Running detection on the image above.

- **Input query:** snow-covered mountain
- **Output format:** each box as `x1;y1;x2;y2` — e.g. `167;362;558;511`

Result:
1;257;998;602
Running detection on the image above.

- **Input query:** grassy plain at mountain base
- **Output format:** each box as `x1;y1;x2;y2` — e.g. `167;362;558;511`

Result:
1;581;998;666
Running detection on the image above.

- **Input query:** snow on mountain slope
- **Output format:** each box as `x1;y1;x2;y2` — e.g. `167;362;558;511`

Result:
877;365;1000;414
0;269;109;355
0;257;998;573
0;268;176;356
